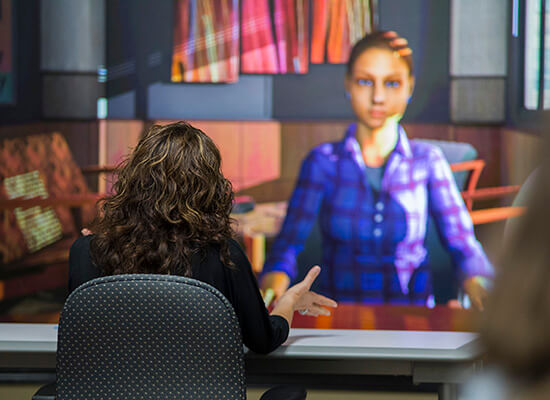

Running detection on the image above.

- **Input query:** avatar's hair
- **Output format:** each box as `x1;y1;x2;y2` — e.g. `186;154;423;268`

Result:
347;30;414;76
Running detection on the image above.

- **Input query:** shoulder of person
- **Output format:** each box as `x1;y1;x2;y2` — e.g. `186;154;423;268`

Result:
303;141;346;167
224;238;255;276
409;139;445;160
227;237;244;254
70;234;93;254
227;238;249;264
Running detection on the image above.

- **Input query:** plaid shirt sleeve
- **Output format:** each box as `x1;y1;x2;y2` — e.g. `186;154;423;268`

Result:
427;147;494;279
262;149;327;280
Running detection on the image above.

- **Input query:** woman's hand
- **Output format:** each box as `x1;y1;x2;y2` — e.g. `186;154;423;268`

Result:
463;276;490;311
271;266;337;325
284;266;338;316
260;271;291;304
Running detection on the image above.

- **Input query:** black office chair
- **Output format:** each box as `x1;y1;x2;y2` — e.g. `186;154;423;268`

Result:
33;274;305;400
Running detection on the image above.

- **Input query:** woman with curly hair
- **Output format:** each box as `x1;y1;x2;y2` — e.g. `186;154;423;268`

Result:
68;121;336;354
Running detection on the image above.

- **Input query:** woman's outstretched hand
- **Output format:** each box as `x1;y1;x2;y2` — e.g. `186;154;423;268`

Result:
270;266;337;325
285;266;338;316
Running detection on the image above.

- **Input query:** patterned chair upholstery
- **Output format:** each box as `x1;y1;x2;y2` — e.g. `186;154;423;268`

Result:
0;133;95;264
36;274;245;400
0;132;104;303
33;274;305;400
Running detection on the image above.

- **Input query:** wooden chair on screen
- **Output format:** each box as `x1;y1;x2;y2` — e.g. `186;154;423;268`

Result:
449;159;525;224
0;132;113;315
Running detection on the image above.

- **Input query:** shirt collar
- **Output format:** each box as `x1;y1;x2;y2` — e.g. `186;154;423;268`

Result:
343;123;413;160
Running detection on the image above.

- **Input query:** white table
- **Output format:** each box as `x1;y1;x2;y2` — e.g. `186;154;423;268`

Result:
0;324;482;400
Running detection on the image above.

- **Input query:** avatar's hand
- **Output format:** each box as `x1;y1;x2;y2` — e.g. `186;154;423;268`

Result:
463;276;490;311
260;271;290;306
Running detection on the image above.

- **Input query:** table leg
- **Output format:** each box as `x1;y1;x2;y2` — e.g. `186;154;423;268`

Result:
438;383;458;400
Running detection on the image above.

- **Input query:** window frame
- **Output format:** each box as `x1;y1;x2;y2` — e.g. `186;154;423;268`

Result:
507;0;548;134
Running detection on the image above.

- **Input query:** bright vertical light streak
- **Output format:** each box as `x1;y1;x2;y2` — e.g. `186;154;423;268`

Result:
512;0;519;37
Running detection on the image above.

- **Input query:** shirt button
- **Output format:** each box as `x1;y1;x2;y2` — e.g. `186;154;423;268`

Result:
375;202;384;211
373;228;382;237
374;213;383;223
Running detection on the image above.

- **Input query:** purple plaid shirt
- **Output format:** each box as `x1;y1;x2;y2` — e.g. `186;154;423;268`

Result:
263;124;493;304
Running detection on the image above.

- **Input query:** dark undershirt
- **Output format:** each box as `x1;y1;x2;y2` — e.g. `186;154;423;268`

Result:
68;235;289;354
365;164;385;193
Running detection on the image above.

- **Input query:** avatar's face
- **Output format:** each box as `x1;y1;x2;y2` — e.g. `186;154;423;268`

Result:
345;47;414;131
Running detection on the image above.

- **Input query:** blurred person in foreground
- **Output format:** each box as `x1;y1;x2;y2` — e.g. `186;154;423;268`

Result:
463;160;550;400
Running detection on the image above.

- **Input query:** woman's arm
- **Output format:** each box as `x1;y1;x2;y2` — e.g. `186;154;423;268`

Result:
228;241;336;354
68;235;102;294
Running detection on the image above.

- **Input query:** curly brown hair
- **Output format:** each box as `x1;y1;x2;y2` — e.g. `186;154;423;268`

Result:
89;121;235;277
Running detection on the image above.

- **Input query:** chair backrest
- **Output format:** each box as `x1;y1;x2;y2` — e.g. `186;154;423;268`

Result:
56;274;246;400
412;139;478;188
413;139;478;304
295;139;478;304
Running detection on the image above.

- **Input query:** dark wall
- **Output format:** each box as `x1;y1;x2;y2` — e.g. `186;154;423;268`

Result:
107;0;274;120
379;0;450;123
272;64;354;120
0;1;41;125
106;0;139;119
108;0;452;122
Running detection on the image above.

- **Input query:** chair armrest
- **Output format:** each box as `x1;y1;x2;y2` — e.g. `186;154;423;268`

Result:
0;193;104;210
461;185;521;202
470;206;526;225
80;165;117;174
32;381;56;400
259;385;306;400
450;160;486;211
450;159;486;173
